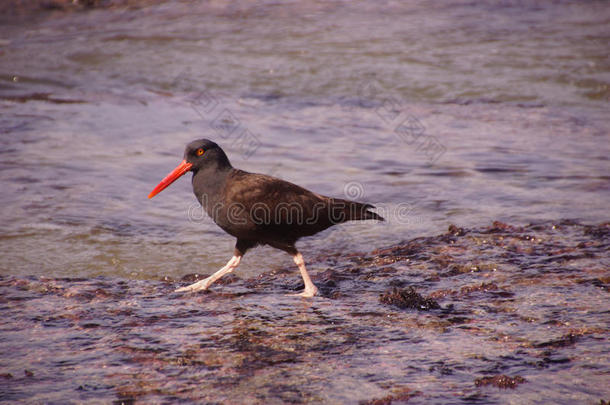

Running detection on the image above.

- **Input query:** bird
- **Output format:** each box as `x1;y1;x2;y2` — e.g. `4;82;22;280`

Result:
148;139;383;297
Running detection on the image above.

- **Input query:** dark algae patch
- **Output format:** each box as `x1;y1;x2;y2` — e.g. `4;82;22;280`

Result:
475;374;527;389
379;287;440;311
1;221;608;403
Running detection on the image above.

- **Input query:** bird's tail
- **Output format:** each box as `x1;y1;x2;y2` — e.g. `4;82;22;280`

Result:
332;198;385;222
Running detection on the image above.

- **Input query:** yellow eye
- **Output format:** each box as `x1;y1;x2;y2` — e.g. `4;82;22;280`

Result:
196;148;205;156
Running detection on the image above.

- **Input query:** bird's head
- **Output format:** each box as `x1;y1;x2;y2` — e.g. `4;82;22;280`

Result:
148;139;231;199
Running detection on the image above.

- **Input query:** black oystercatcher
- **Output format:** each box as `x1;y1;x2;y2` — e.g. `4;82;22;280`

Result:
148;139;383;297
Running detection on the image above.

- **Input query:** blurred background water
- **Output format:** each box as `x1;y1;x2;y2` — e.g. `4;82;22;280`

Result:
0;0;608;280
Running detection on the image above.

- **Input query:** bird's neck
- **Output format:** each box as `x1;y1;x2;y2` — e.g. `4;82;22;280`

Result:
191;163;233;213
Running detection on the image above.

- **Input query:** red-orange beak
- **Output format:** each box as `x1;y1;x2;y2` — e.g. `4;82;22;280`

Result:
148;160;193;199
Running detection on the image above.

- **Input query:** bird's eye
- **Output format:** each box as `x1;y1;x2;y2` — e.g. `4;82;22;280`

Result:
196;148;205;156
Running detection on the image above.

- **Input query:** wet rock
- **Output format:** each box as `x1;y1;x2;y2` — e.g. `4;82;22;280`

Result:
388;279;408;288
379;287;440;311
429;361;454;375
576;277;609;292
316;268;349;288
1;220;608;403
431;254;455;268
180;273;210;283
536;355;571;368
460;282;503;296
486;221;523;233
428;288;452;299
359;387;420;405
474;374;526;389
63;286;115;301
370;240;424;258
360;266;398;282
583;222;610;239
429;282;503;299
446;316;471;325
447;224;466;236
440;264;481;277
534;332;583;349
215;274;240;285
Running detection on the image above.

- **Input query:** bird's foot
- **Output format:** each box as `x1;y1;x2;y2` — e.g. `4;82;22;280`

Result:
287;285;318;298
175;279;211;293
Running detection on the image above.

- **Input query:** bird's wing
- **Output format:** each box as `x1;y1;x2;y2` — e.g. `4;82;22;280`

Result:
224;170;329;222
223;170;382;241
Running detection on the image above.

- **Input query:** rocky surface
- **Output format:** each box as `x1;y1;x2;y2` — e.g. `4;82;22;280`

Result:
1;221;608;403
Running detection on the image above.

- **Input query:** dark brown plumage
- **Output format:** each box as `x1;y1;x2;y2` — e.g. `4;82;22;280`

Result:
148;139;383;297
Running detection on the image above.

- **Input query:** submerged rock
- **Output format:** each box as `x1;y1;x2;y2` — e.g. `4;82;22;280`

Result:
359;387;420;405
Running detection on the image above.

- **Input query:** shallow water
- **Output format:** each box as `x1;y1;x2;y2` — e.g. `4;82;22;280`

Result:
0;0;609;403
1;221;608;403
